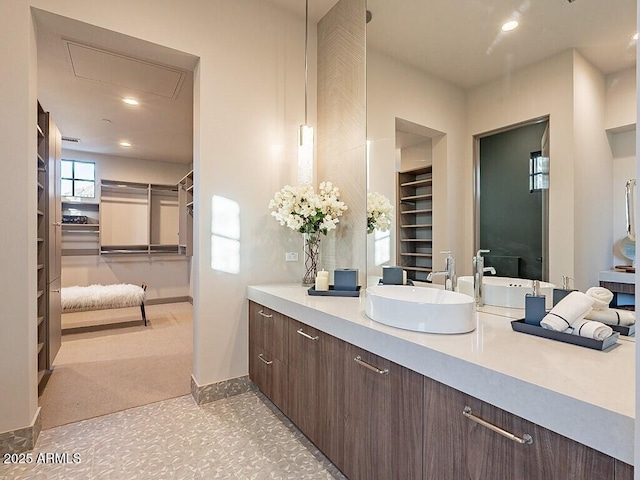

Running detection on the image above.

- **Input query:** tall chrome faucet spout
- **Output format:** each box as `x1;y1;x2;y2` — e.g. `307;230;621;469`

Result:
472;249;495;306
428;251;456;291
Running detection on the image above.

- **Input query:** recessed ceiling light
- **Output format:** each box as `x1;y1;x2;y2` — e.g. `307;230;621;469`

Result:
122;98;139;106
119;141;132;147
501;20;519;32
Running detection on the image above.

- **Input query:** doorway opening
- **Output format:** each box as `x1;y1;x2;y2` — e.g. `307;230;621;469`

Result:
474;117;549;281
33;8;199;429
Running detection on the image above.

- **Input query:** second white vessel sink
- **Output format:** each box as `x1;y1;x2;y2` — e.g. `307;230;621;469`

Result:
364;285;475;334
457;276;555;309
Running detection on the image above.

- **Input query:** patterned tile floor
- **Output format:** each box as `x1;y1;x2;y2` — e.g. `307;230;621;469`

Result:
1;391;346;480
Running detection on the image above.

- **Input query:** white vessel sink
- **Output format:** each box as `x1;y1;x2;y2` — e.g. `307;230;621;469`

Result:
457;276;555;309
364;285;475;334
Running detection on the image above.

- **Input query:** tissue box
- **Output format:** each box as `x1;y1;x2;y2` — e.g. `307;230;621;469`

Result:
333;269;359;291
382;266;404;285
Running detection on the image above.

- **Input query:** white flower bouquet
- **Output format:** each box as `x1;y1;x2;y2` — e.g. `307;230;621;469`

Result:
269;182;348;236
367;192;393;234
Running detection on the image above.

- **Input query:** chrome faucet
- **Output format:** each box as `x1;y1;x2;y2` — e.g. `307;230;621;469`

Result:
427;251;456;291
472;249;496;306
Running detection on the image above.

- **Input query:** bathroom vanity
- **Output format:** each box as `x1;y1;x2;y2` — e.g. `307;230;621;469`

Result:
247;284;634;480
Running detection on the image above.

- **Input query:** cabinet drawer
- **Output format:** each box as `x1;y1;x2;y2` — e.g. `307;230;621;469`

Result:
249;342;288;415
423;376;616;480
248;301;288;363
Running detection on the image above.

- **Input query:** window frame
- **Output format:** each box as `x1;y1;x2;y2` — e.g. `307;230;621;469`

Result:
61;159;96;198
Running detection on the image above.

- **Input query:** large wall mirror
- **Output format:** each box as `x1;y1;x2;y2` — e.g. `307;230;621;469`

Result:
365;0;637;291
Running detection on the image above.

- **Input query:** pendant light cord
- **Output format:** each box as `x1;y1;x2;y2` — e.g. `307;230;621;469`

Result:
304;0;309;125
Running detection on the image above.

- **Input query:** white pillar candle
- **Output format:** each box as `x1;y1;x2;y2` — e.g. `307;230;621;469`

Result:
315;274;329;291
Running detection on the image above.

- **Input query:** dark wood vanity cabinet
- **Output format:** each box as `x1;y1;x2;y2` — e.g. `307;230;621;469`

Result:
423;376;619;480
248;302;288;414
248;301;634;480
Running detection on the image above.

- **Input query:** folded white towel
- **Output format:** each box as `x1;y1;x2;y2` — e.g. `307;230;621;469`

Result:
541;291;594;332
566;319;613;341
585;287;614;311
585;308;635;327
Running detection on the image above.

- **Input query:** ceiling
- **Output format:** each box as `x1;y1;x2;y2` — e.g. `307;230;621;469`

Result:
35;9;197;165
367;0;637;89
34;1;636;165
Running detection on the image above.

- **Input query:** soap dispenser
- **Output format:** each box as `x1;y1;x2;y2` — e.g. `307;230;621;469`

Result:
525;280;546;326
552;276;577;306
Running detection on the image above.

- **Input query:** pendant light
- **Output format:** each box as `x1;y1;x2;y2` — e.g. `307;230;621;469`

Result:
297;0;314;185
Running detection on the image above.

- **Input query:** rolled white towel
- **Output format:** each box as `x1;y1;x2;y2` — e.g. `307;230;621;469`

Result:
541;291;594;332
585;287;614;311
566;319;613;341
585;308;635;327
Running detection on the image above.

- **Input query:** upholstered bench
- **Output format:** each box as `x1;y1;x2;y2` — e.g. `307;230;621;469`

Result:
61;283;148;326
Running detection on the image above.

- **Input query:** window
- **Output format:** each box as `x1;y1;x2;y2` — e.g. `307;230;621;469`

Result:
61;160;96;198
529;151;549;192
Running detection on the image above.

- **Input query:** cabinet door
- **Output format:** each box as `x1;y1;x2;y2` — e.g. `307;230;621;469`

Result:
248;342;288;414
46;115;62;281
47;276;61;367
343;345;423;480
288;319;344;469
615;460;634;480
423;376;615;480
248;302;287;363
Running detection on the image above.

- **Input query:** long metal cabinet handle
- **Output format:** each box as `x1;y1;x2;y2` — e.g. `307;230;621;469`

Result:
463;406;533;445
297;328;319;341
257;310;273;318
258;353;273;365
354;355;389;375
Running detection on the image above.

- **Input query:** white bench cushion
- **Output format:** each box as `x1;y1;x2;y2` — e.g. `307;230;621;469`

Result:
61;284;146;313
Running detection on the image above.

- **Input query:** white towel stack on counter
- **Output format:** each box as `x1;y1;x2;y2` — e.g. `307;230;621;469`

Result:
540;291;613;340
584;286;636;327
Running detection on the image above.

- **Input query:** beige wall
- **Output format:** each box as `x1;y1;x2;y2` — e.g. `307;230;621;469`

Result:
0;0;40;435
606;67;636;130
573;52;613;288
366;49;467;277
0;0;316;434
468;50;577;288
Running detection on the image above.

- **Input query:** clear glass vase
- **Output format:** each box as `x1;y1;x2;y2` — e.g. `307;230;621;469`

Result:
302;232;321;286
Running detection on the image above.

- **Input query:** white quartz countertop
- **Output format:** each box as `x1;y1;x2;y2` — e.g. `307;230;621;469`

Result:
599;269;636;284
247;283;635;465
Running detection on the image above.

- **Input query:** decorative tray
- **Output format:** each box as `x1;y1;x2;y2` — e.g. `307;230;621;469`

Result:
308;285;361;297
511;319;619;351
611;323;635;337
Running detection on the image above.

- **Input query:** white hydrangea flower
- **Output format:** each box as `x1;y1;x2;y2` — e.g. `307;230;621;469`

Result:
367;192;393;234
269;182;348;235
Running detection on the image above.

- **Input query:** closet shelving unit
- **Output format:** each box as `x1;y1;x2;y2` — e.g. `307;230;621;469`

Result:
178;170;193;256
100;179;180;255
36;102;47;386
61;201;100;256
396;166;433;282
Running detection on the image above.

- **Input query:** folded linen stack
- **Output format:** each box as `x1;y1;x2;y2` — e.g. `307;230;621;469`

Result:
540;291;613;341
584;286;635;327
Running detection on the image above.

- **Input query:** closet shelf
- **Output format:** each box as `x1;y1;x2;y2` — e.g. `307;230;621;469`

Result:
401;209;432;215
400;194;432;202
400;177;432;187
400;253;433;258
400;239;433;243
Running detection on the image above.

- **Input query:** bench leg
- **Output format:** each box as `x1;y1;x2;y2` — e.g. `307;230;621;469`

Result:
140;303;147;326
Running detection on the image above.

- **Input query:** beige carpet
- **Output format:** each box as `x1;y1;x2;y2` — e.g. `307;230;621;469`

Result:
39;302;193;430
